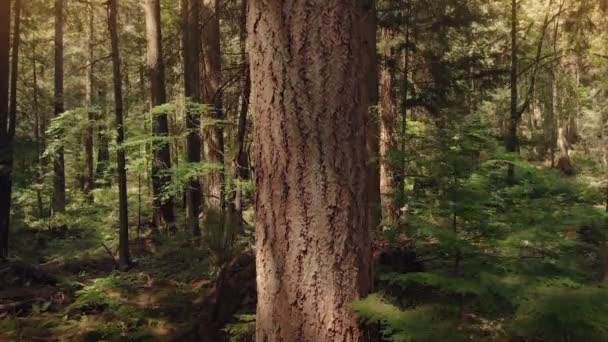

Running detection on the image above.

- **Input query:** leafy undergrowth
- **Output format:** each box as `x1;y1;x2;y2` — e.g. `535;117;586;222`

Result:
355;126;608;342
0;225;215;341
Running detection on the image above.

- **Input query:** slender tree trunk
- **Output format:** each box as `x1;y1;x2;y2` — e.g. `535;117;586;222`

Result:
231;0;250;215
201;0;225;213
8;0;20;139
506;0;519;183
398;5;411;215
380;27;399;226
144;0;176;230
182;0;202;237
108;0;130;268
0;0;12;259
33;42;44;218
249;1;375;340
95;88;110;181
53;0;67;213
83;8;95;201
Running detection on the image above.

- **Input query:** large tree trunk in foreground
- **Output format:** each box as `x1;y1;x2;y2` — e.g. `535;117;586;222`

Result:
249;1;376;340
0;0;12;259
144;0;175;230
53;0;66;213
201;0;225;213
108;0;130;267
182;0;202;237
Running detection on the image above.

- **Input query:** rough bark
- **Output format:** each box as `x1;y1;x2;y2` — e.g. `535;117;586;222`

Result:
144;0;176;229
0;0;12;259
182;0;202;237
53;0;67;213
248;1;376;340
201;0;225;212
108;0;130;267
380;27;399;225
83;8;95;200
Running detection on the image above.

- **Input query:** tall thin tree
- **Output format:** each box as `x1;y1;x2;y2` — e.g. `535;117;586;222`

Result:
108;0;130;267
201;0;225;213
182;0;202;237
53;0;67;212
144;0;176;230
0;0;14;258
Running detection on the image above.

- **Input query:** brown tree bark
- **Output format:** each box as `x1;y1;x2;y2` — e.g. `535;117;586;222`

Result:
249;1;376;340
380;27;399;225
144;0;176;230
182;0;202;237
201;0;225;213
53;0;67;213
108;0;130;268
83;7;95;201
0;0;12;259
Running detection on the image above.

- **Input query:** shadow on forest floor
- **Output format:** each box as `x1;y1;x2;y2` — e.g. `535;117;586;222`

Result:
0;227;225;341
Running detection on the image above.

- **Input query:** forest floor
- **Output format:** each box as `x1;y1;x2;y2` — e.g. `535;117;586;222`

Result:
0;227;226;341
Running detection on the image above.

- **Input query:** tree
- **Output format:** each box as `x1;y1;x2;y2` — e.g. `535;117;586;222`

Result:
144;0;175;230
53;0;66;213
249;0;376;340
182;0;202;237
83;6;95;200
201;0;225;213
0;0;13;259
231;0;250;216
108;0;130;268
380;26;399;225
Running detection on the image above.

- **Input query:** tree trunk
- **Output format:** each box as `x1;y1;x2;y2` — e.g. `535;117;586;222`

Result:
53;0;66;213
380;27;399;226
144;0;175;230
231;0;250;215
108;0;130;268
506;0;519;183
33;41;44;218
83;8;95;201
0;0;12;259
182;0;202;237
201;0;225;213
8;0;20;140
95;87;110;181
249;1;375;340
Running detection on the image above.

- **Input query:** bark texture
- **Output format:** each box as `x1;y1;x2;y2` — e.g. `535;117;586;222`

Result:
0;0;12;259
144;0;176;229
108;0;130;267
53;0;66;212
201;0;225;212
248;1;376;340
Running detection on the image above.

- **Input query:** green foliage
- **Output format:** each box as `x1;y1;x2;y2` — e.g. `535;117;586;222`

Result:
224;314;256;342
354;294;467;342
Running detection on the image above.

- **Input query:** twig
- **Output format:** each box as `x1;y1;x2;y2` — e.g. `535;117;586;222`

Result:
101;243;119;269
